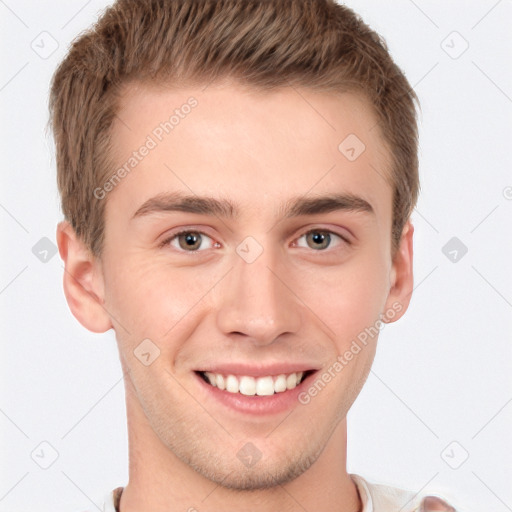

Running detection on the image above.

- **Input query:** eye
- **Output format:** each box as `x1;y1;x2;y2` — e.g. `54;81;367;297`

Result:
161;230;219;252
294;229;348;251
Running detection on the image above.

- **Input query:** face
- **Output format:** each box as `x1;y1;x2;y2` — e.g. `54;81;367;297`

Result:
60;79;413;490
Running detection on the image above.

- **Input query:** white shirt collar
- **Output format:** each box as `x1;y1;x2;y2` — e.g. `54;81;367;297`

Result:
102;474;442;512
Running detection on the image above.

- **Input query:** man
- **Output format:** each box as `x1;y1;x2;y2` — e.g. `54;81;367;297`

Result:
51;0;459;510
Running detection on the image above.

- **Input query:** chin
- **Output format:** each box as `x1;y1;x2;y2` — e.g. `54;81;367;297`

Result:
182;440;323;491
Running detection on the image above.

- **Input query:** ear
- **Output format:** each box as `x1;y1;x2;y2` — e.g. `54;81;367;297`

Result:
56;220;113;333
382;221;414;323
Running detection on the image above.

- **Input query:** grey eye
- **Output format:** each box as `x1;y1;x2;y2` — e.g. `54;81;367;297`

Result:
296;230;343;251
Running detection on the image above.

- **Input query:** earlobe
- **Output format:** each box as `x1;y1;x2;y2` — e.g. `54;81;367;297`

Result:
56;221;113;333
383;221;414;323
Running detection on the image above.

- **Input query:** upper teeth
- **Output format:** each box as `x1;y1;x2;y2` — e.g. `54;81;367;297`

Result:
203;371;305;396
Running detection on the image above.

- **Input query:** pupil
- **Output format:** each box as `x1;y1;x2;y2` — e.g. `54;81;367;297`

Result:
180;232;201;250
308;231;330;250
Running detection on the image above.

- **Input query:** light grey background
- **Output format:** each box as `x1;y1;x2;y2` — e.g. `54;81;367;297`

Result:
1;1;511;511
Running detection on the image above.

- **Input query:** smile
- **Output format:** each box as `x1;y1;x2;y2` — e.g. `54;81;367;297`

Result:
198;370;314;396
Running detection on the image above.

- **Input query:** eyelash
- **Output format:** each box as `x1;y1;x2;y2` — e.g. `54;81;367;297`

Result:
158;228;351;253
159;229;220;253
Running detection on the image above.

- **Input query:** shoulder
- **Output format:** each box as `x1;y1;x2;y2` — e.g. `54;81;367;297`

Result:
102;486;123;512
351;473;460;512
72;486;122;512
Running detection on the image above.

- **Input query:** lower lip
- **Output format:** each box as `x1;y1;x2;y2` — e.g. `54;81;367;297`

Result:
194;372;316;416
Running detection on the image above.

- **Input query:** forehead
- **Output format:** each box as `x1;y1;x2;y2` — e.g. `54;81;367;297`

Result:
106;80;392;227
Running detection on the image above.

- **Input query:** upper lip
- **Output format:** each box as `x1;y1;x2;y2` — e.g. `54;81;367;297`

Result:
196;363;319;377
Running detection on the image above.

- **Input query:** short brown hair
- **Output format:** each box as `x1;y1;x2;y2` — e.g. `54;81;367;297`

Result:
50;0;419;257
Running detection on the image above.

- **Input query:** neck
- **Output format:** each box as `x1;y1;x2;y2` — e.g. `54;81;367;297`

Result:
119;378;361;512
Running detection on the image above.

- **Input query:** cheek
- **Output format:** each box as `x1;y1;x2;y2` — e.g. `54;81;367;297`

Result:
103;257;228;340
298;255;389;346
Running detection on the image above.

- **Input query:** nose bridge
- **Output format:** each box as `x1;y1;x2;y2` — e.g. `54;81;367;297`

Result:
216;240;301;343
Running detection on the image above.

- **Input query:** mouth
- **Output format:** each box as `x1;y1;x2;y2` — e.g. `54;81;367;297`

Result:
193;363;320;415
195;369;317;396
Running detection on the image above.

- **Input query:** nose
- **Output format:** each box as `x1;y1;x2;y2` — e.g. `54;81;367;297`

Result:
216;243;302;346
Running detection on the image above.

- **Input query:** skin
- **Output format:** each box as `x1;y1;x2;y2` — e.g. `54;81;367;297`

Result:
57;79;414;512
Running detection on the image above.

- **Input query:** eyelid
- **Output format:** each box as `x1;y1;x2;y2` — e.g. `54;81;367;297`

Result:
292;227;352;250
159;225;352;252
159;227;219;252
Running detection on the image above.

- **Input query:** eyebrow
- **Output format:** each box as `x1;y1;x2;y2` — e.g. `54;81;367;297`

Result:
131;191;374;220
